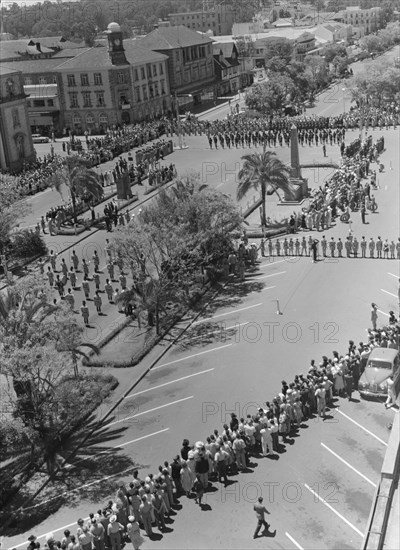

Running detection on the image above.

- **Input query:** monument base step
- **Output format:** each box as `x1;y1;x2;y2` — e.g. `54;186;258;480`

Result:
277;198;307;206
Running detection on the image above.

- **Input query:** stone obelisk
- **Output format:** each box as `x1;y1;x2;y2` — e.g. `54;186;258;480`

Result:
290;124;301;180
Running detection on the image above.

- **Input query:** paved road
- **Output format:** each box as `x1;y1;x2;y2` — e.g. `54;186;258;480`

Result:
3;53;400;549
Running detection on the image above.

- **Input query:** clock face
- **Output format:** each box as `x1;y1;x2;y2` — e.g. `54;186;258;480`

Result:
114;38;121;46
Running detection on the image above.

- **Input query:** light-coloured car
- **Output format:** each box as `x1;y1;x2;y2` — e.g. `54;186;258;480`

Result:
32;134;49;143
358;347;399;399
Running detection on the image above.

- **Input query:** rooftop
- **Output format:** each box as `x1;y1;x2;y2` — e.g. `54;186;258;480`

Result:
0;65;21;76
6;57;71;73
137;25;213;50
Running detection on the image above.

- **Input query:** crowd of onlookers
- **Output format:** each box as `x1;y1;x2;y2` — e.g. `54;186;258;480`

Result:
22;315;399;550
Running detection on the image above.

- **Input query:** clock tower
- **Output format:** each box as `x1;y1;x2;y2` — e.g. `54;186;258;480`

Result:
106;22;128;65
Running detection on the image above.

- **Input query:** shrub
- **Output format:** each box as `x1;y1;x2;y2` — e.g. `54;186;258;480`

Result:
10;229;47;259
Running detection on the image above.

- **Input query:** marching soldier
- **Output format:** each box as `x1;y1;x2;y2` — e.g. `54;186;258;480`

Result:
275;239;281;257
376;237;383;259
294;238;300;256
321;236;327;257
301;237;307;256
337;238;343;257
345;238;352;258
353;237;359;258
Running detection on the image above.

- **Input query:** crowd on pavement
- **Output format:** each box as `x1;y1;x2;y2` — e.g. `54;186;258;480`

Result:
21;310;399;549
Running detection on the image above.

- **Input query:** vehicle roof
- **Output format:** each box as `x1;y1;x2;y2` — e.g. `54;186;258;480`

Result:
368;347;398;361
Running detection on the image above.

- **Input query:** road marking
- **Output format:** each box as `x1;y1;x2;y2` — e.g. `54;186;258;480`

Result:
259;258;290;268
388;272;398;279
304;484;364;537
154;343;233;370
336;410;388;446
381;289;397;298
321;443;377;487
377;309;389;317
252;271;286;280
285;532;304;550
108;397;194;426
262;285;276;292
188;321;249;341
125;369;214;399
20;428;170;516
193;303;262;325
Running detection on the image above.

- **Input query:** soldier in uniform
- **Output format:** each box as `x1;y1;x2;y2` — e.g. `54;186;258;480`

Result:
337;238;343;257
345;238;352;258
369;237;375;258
301;237;307;256
376;236;383;258
321;236;327;257
294;238;300;256
329;237;336;257
353;237;359;258
360;236;367;258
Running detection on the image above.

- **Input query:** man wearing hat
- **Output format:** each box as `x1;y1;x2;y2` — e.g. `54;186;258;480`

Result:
90;517;105;550
371;303;378;330
27;536;37;550
253;497;270;539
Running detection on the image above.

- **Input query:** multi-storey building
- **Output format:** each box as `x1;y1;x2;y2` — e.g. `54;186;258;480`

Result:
137;25;216;104
168;3;235;36
55;23;171;134
213;42;241;95
333;7;383;37
0;66;35;172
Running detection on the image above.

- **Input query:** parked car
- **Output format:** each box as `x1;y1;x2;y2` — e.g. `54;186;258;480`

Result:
358;347;399;399
32;134;49;143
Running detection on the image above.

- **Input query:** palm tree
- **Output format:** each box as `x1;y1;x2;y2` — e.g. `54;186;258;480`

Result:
49;156;103;224
237;151;291;227
55;320;100;378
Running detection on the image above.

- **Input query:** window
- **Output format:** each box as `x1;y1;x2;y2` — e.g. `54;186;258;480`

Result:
154;82;158;96
117;72;125;84
134;68;139;81
95;91;105;106
142;85;148;100
152;64;157;76
82;91;92;107
99;113;108;126
140;67;145;79
24;77;32;85
69;92;79;108
39;76;46;85
81;73;89;86
146;65;152;78
86;113;95;126
94;73;103;85
159;63;164;75
149;85;154;98
135;86;141;102
67;74;76;87
72;113;81;126
119;94;128;105
47;99;54;107
160;80;166;95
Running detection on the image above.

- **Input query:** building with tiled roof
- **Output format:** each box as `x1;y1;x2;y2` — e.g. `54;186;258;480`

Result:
168;2;234;36
212;42;241;96
0;65;35;172
0;39;56;62
137;25;216;102
55;23;172;134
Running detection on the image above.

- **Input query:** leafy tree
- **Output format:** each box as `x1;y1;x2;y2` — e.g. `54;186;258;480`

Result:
237;151;291;228
263;37;293;65
304;55;328;90
49;156;103;224
235;36;256;58
0;175;29;254
55;318;100;378
360;34;385;54
321;43;348;64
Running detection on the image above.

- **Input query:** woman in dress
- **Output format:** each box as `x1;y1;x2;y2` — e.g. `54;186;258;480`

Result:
180;460;193;497
126;516;144;550
279;405;288;442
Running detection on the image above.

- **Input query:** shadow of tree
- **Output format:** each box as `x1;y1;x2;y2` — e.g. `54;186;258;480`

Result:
0;415;140;537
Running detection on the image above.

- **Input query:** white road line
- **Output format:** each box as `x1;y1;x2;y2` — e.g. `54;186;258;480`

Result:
259;258;291;268
381;289;397;298
125;368;215;399
304;484;364;537
154;343;233;370
193;303;262;325
20;428;170;517
261;285;276;292
321;443;377;487
336;410;388;447
388;272;398;279
189;321;249;341
252;271;286;280
285;532;304;550
377;309;389;317
108;397;194;426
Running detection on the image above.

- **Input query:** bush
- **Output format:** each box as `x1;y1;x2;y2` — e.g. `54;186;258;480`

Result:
10;230;47;259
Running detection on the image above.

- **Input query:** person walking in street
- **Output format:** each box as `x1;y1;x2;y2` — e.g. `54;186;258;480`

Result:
46;266;55;287
82;258;90;278
371;303;378;330
105;279;114;303
253;497;270;539
193;474;205;506
361;204;366;224
82;276;91;300
64;288;75;312
69;267;77;289
93;272;101;291
92;251;100;273
49;250;57;272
